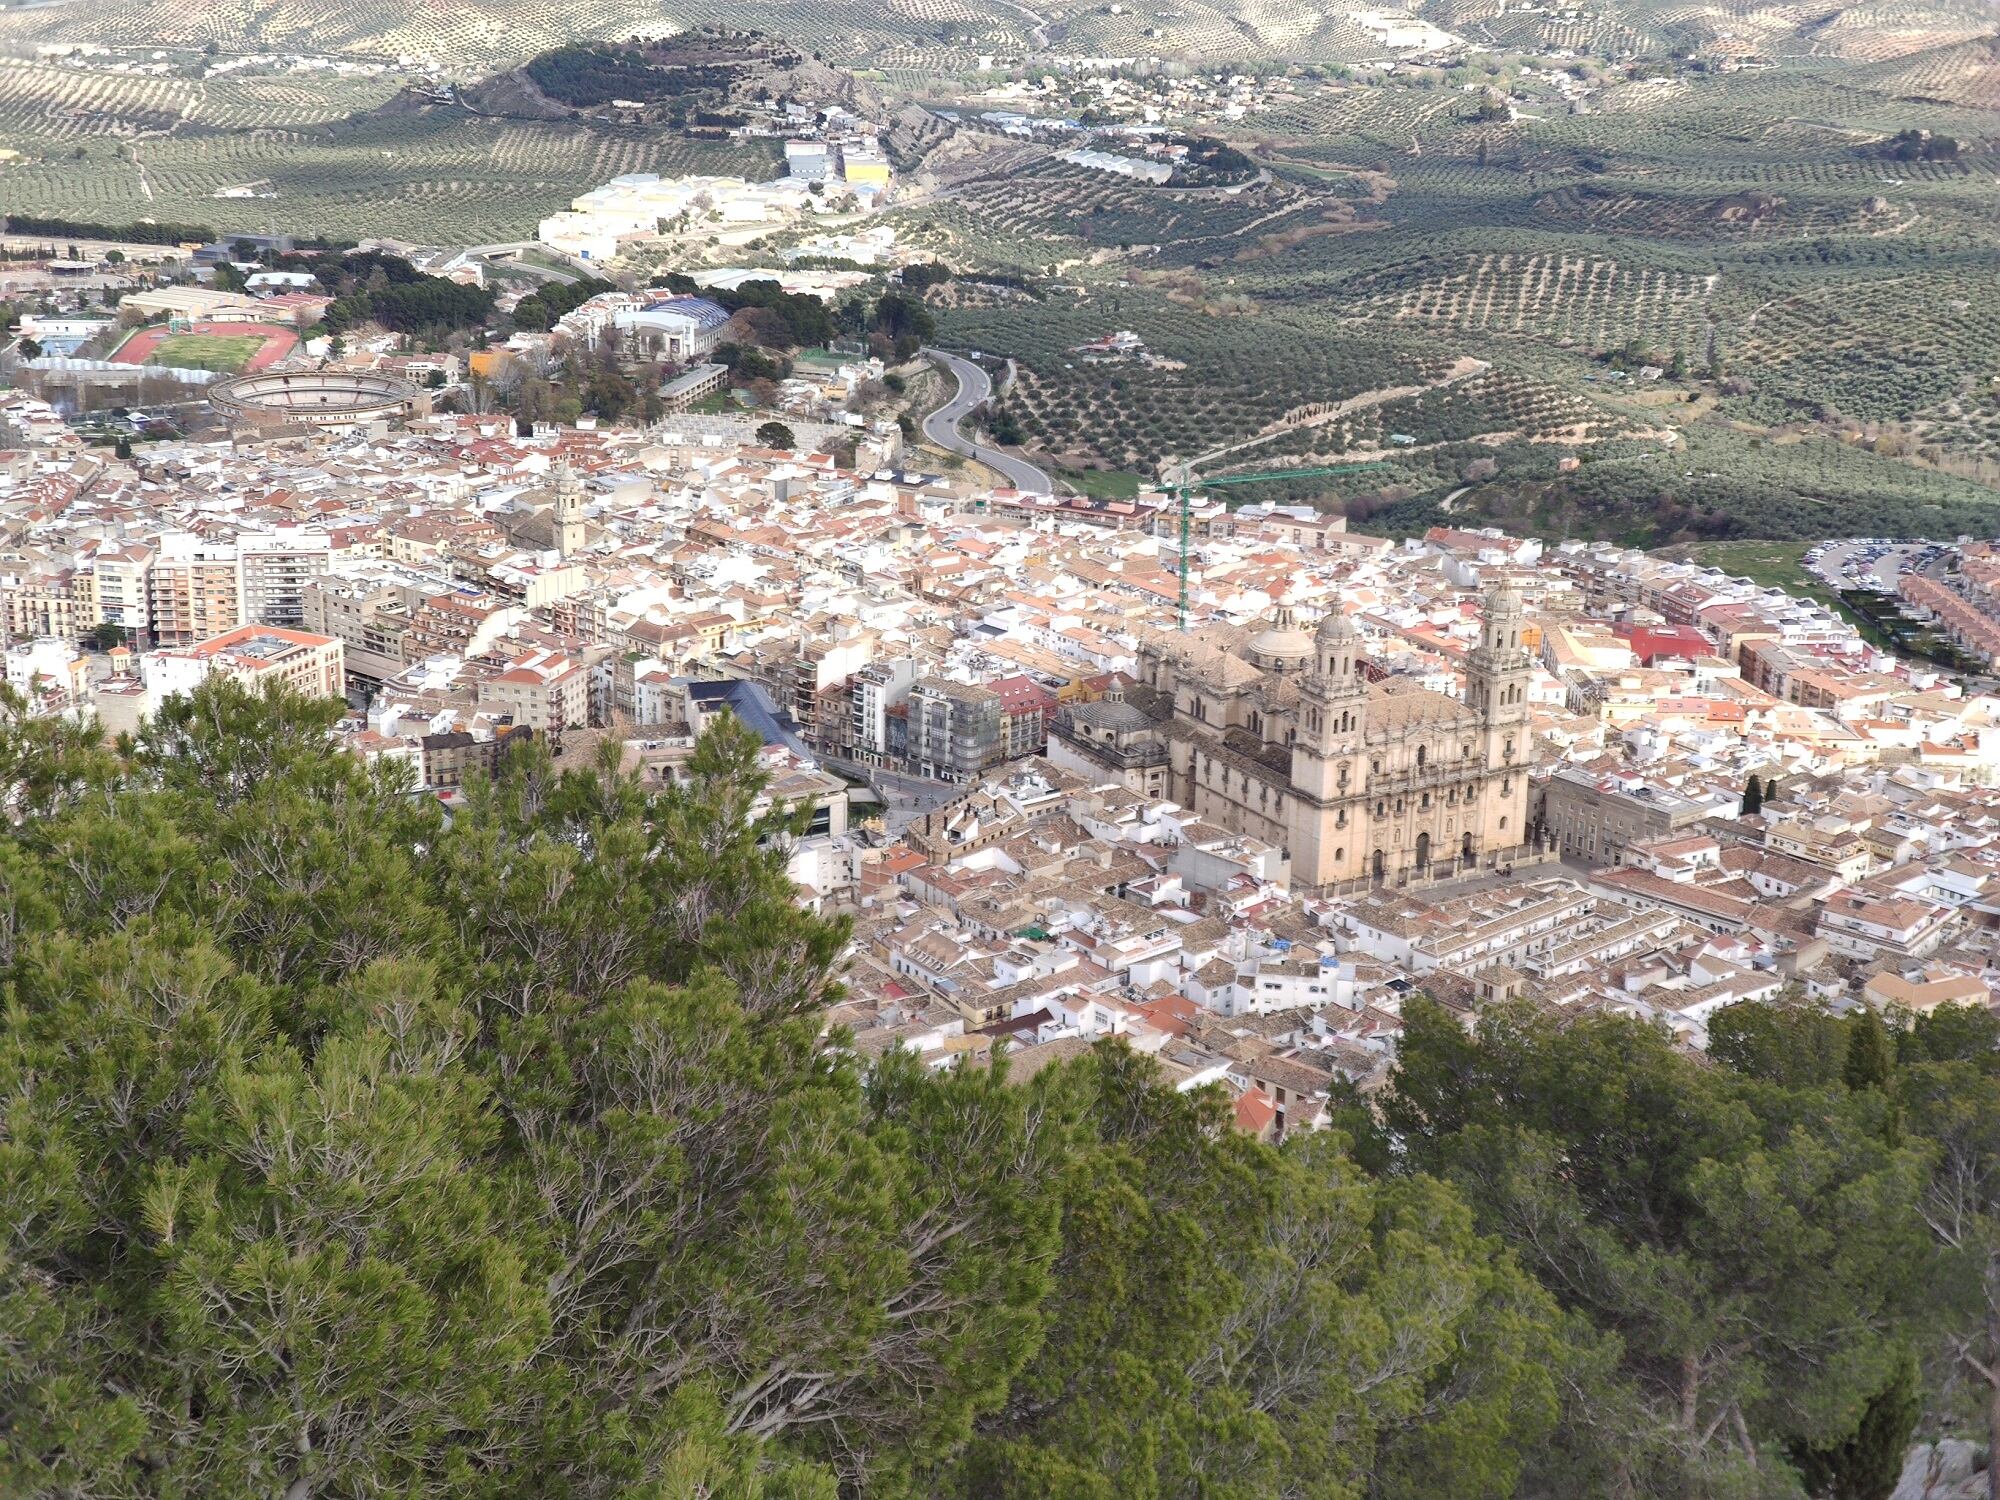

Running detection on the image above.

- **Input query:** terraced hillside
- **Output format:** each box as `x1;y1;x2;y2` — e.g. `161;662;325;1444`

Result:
0;60;781;244
1;0;1990;70
909;14;2000;540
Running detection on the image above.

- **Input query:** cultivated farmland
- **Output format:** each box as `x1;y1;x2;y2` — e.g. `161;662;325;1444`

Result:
0;91;782;244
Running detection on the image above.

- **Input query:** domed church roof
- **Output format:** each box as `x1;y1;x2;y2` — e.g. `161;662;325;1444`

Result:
1245;600;1313;670
1317;607;1357;643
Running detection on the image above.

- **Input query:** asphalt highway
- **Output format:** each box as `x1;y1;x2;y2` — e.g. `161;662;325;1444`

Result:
920;348;1053;494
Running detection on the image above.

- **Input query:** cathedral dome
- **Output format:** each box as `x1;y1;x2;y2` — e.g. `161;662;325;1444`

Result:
1317;608;1356;643
1245;602;1313;671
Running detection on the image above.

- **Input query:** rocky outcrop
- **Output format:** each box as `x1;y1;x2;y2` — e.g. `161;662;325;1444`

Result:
1893;1440;1991;1500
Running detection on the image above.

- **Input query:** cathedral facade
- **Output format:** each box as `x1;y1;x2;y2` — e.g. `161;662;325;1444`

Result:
1074;584;1534;891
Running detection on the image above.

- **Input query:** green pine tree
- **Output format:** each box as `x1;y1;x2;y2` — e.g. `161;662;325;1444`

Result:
0;673;1982;1499
1846;1006;1895;1092
1788;1347;1923;1500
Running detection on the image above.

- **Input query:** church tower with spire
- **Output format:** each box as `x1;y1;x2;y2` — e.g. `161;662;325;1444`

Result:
553;462;585;559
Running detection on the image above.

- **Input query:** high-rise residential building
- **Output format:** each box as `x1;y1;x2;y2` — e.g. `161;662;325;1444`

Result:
241;530;332;628
147;534;243;648
908;677;1002;783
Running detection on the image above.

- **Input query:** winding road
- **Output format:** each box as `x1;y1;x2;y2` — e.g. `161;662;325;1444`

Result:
920;348;1053;494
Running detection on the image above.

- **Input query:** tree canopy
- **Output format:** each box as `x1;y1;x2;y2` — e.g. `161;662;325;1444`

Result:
0;679;1574;1500
0;679;1988;1499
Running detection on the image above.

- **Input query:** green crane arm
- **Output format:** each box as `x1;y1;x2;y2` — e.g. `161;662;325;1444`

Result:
1198;462;1388;487
1170;459;1390;631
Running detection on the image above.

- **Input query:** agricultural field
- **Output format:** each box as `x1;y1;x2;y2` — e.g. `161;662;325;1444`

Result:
1;0;1990;75
0;0;1039;70
941;289;1462;470
0;87;781;244
0;0;673;68
1335;251;1718;352
1722;264;2000;460
914;157;1340;270
900;6;2000;542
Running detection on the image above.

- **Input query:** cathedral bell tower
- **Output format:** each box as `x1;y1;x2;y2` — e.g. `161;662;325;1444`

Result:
1466;584;1534;856
1467;583;1532;747
1291;607;1366;802
1288;606;1369;887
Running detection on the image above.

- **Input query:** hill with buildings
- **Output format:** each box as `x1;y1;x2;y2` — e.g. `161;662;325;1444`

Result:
5;1;2000;1496
0;0;1994;543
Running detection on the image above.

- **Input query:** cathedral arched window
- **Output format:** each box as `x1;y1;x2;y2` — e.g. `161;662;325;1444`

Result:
1416;745;1426;769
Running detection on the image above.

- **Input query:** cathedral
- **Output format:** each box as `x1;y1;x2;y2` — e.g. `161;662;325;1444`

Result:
1057;583;1535;891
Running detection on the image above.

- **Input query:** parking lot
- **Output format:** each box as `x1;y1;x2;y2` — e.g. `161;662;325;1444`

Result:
1804;538;1951;593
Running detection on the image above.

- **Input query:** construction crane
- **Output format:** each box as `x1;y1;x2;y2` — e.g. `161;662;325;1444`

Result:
1160;458;1389;632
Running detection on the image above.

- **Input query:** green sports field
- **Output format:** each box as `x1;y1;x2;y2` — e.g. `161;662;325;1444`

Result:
144;334;267;374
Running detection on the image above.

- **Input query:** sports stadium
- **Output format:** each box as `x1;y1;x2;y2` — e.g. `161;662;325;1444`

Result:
209;369;428;430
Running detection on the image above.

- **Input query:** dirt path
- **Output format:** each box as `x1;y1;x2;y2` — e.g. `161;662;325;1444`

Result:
1191;355;1490;469
124;79;204;205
